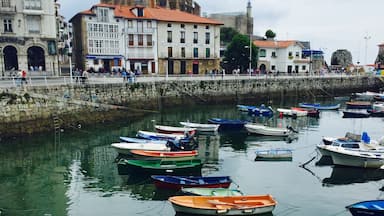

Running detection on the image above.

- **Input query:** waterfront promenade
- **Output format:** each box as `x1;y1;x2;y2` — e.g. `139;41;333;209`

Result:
0;72;375;88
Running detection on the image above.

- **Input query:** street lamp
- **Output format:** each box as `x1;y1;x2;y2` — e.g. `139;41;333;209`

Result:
0;47;3;77
364;35;371;65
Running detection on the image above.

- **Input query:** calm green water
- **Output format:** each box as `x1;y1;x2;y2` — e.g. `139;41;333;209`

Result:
0;100;383;216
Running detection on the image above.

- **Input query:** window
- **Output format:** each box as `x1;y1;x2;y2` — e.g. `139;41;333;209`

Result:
98;8;109;22
167;31;172;43
271;65;276;71
1;0;11;7
27;15;41;33
181;47;185;58
137;20;143;32
271;51;277;57
259;49;266;57
181;24;185;28
128;34;134;46
147;35;152;46
205;25;209;30
147;21;152;28
288;52;293;59
302;65;306;70
295;52;300;57
205;32;210;44
3;19;12;33
168;47;173;57
137;8;144;17
194;25;197;29
193;32;198;44
206;48;210;58
24;0;41;10
138;35;143;46
167;23;172;27
193;48;198;58
128;20;133;28
180;31;185;43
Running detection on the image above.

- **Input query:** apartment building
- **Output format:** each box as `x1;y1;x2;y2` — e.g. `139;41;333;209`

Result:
70;3;221;75
0;0;58;75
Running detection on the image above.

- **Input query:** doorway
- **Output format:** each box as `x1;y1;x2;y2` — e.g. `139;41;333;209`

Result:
27;46;45;71
3;46;18;71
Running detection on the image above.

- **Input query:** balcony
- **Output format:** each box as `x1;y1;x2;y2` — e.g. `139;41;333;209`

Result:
0;4;16;14
23;5;43;15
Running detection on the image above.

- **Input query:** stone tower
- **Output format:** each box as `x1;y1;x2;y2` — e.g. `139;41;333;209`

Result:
246;0;253;35
375;43;384;68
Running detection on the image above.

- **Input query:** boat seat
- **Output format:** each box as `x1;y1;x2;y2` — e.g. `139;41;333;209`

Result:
234;200;265;205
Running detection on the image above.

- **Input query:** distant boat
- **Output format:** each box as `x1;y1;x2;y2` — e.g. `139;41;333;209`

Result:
277;108;307;117
151;175;232;190
254;149;293;161
346;101;372;109
372;102;384;112
130;149;198;160
179;121;219;132
207;118;247;130
346;200;384;216
119;136;167;144
181;187;243;196
169;195;277;215
136;130;186;141
154;125;196;136
353;91;384;100
248;105;274;117
291;107;320;118
329;148;384;168
236;105;256;112
342;110;370;118
111;142;170;155
118;158;203;175
299;103;340;110
244;123;293;137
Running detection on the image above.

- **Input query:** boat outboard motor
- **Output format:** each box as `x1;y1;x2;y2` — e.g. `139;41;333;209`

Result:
287;126;298;133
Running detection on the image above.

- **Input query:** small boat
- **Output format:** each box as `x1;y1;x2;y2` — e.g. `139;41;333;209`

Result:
254;148;293;161
181;188;243;196
372;102;384;112
154;125;196;136
277;108;307;117
353;91;384;100
368;109;384;117
373;95;384;102
169;195;277;215
299;103;340;110
119;136;167;144
130;149;198;159
236;104;256;112
346;200;384;216
151;175;232;190
342;110;370;118
207;118;247;131
291;107;320;118
346;101;372;109
136;130;186;141
111;142;170;155
248;105;274;117
244;123;293;137
329;148;384;168
117;158;203;175
179;122;220;132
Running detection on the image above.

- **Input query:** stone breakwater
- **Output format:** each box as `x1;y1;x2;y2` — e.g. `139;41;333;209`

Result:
0;76;382;138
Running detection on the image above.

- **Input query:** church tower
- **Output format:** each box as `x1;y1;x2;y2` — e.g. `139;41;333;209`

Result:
246;0;253;35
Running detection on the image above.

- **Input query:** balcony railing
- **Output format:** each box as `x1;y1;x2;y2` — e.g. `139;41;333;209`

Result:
0;4;16;13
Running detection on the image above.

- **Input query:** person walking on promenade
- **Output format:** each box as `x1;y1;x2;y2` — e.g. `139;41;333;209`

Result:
82;70;89;84
122;68;128;83
21;69;27;85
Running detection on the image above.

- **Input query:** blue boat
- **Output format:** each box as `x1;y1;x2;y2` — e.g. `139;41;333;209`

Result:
248;105;274;117
299;103;340;110
207;118;247;130
236;104;256;112
151;175;232;190
119;136;168;144
342;110;370;118
346;200;384;216
136;131;198;151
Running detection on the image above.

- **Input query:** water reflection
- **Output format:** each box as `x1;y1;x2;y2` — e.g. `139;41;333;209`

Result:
323;166;384;186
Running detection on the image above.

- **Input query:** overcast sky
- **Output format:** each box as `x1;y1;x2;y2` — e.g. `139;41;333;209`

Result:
61;0;383;65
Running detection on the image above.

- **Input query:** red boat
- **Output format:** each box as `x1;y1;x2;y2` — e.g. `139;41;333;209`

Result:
291;107;320;118
155;125;196;136
130;150;198;159
151;175;232;190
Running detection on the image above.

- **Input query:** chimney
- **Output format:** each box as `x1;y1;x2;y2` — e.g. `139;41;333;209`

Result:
149;0;155;7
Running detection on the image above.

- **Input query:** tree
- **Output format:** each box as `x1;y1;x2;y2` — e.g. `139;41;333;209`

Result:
265;29;276;39
220;27;240;44
223;34;258;73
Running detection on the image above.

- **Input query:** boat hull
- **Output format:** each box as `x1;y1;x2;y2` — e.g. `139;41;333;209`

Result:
152;175;231;190
245;124;291;136
299;103;340;110
179;122;219;132
346;200;384;216
208;118;247;131
255;149;293;161
342;111;370;118
111;143;170;155
181;188;243;196
330;150;384;168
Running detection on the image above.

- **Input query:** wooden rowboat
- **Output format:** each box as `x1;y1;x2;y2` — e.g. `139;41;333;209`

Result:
179;122;220;132
154;125;196;136
130;149;198;159
111;142;170;155
151;175;232;190
169;195;277;215
255;148;293;161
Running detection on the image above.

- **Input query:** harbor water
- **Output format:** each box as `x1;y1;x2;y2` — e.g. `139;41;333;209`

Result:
0;99;383;216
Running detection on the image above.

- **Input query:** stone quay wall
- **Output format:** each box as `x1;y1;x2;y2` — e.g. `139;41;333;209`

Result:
0;76;382;138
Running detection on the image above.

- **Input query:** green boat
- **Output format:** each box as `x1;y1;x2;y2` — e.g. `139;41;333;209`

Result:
117;158;203;175
181;187;243;196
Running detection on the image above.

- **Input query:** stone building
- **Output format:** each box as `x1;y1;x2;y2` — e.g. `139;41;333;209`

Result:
375;43;384;69
208;0;253;35
0;0;59;76
70;3;222;75
100;0;201;15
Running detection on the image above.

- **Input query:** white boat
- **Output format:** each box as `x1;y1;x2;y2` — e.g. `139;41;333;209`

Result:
154;125;196;136
372;102;384;112
353;91;384;100
277;108;307;117
179;122;219;132
329;148;384;168
244;123;293;136
254;148;293;161
137;130;186;140
111;142;170;155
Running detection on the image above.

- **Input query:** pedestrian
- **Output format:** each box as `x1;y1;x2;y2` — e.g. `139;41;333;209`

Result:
122;68;128;83
21;69;27;85
82;70;89;84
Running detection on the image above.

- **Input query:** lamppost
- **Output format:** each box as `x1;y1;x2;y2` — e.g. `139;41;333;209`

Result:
364;35;371;65
0;46;3;77
248;34;252;77
68;51;73;83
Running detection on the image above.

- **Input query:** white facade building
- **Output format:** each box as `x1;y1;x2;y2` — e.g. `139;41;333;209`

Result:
254;40;310;74
70;4;221;75
0;0;59;75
